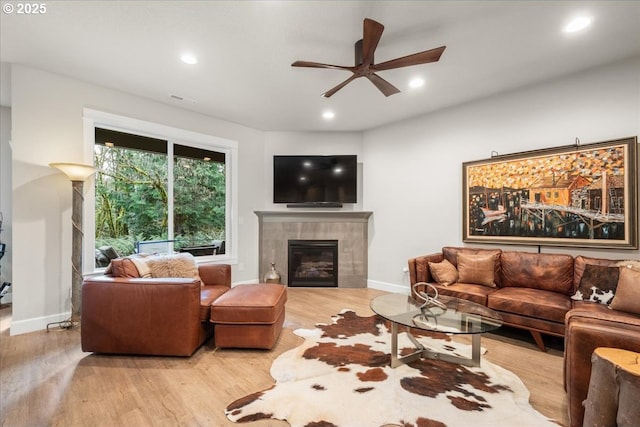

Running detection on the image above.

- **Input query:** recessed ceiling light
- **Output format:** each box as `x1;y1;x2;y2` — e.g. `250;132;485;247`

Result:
322;110;335;120
564;15;593;33
180;53;198;65
409;78;425;89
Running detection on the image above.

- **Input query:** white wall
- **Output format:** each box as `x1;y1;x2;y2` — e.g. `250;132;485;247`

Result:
363;56;640;291
10;65;264;334
0;106;12;302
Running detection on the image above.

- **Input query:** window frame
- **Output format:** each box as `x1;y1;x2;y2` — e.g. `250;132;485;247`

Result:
83;108;238;272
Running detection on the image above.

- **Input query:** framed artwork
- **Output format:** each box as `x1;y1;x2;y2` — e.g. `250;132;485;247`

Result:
462;137;638;249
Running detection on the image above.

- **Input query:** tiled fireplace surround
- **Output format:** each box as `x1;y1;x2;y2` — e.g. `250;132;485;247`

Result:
255;211;373;288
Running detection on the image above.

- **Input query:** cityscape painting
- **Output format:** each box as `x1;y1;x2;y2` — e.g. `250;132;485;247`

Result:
462;137;638;249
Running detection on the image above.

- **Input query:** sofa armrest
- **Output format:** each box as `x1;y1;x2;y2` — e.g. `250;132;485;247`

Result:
198;263;231;288
81;276;206;356
408;252;444;285
564;306;640;427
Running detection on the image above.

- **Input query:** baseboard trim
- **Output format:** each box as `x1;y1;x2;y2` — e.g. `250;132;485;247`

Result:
367;280;410;294
10;311;71;336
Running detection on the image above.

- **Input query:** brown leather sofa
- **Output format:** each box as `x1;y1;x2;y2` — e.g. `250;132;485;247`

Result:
82;263;231;356
408;246;640;427
410;247;579;351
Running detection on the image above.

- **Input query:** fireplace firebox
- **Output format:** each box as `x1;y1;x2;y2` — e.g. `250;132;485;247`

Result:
288;240;338;287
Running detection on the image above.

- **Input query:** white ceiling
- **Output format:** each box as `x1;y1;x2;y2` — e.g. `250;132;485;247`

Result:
1;1;639;132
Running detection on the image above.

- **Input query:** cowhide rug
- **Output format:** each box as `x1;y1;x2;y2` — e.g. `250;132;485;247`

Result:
226;309;558;427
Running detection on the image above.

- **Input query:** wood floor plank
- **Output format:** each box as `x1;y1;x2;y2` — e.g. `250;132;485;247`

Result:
0;288;568;426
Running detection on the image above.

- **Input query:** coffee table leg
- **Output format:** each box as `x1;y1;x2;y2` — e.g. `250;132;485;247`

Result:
391;322;399;368
391;322;425;368
471;333;481;366
389;325;482;368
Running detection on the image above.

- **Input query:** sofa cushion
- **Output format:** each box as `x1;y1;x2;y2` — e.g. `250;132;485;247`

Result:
610;267;640;315
432;283;495;306
199;285;230;322
500;251;574;295
211;283;287;324
456;252;498;287
488;287;571;323
571;264;620;305
428;259;458;285
442;247;502;285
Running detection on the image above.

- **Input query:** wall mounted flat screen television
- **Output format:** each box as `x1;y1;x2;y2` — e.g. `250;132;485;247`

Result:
273;155;357;206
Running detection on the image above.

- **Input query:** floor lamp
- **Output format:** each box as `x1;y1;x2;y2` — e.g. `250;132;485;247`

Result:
48;162;97;330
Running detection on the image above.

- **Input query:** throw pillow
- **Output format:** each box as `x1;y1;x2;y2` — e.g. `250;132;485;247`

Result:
610;267;640;314
106;258;141;278
146;252;201;282
428;259;458;286
128;254;152;278
571;264;620;305
615;260;640;272
456;252;497;287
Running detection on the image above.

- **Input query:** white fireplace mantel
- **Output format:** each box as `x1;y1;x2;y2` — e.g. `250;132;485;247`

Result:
255;210;373;288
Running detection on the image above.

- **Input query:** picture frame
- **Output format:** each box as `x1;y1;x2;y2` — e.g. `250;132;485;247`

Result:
462;137;638;249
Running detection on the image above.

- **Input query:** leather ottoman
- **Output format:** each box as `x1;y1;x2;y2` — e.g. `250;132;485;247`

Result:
210;283;287;349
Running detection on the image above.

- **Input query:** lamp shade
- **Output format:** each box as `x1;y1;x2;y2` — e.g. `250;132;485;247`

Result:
49;162;97;181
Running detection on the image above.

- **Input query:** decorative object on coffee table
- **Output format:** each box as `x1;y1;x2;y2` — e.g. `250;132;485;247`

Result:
412;281;447;311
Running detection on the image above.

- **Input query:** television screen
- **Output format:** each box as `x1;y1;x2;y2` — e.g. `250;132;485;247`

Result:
273;155;357;204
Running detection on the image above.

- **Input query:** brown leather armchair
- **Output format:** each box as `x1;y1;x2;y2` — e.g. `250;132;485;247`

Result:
81;264;231;356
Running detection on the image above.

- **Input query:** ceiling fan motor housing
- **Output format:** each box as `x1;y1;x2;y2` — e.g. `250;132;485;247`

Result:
355;39;368;66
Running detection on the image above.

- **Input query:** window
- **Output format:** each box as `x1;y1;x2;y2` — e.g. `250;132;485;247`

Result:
84;109;238;271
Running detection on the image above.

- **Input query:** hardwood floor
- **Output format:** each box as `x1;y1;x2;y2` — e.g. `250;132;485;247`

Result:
0;288;568;426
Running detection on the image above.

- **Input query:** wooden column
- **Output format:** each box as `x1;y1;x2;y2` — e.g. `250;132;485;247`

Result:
583;347;640;427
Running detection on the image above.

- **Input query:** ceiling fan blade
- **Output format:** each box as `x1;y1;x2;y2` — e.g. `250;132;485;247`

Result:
371;46;446;71
366;73;400;97
292;61;354;71
361;18;384;67
322;74;359;98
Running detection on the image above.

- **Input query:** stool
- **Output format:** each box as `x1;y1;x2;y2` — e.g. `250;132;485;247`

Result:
583;347;640;427
210;283;287;349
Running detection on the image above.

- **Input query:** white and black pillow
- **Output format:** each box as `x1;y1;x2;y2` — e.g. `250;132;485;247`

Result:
571;264;620;305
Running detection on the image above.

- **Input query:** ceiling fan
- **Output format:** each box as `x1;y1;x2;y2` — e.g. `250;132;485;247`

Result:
292;18;446;98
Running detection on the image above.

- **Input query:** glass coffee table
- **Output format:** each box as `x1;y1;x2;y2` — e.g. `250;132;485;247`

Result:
370;293;502;368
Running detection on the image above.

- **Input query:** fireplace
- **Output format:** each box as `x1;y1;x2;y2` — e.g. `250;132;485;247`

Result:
255;211;372;288
288;240;338;287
